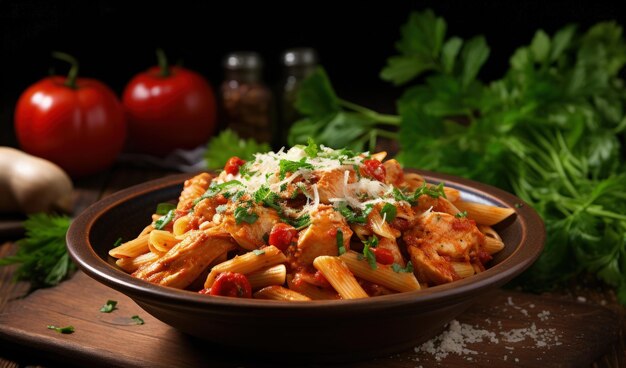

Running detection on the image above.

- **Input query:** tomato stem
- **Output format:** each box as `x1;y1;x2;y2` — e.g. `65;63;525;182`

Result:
52;52;79;89
156;48;171;77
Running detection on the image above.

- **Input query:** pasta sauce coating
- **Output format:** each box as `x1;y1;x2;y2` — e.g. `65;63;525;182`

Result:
111;144;514;300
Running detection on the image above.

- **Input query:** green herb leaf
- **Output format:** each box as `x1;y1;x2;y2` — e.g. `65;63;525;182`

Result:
289;214;311;230
392;261;414;273
362;236;379;270
234;205;259;225
253;185;281;211
279;158;314;179
100;300;118;313
112;238;123;248
156;203;176;215
304;138;319;157
0;214;74;289
337;202;373;224
205;129;270;170
130;315;144;325
295;67;340;117
47;325;75;334
380;203;397;222
336;229;346;255
455;211;468;218
154;209;175;230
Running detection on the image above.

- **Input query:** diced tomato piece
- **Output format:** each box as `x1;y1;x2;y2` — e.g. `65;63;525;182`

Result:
224;156;246;175
371;248;394;265
268;223;297;251
207;272;252;298
362;159;386;181
313;270;332;289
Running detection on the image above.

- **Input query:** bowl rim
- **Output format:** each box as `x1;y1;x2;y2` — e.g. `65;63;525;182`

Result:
67;169;545;314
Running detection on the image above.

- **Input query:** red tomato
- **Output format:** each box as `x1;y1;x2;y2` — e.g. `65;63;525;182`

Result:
371;248;394;265
15;56;126;177
122;50;217;156
208;272;252;298
362;159;386;181
224;156;246;175
268;223;297;251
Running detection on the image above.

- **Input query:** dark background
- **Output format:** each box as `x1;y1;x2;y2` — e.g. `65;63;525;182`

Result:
1;0;625;147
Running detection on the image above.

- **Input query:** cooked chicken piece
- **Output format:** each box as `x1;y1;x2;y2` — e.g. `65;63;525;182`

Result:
221;205;281;250
133;230;234;289
177;173;212;211
414;195;461;216
383;159;404;186
403;211;484;285
315;169;356;203
295;205;353;265
407;245;458;285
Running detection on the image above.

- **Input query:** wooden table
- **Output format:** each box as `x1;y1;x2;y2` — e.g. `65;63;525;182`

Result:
1;165;625;367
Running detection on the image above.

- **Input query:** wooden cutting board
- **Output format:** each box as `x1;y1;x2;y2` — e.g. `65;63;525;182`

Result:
0;271;618;368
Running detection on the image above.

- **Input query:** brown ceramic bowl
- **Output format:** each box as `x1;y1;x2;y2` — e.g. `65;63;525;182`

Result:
67;170;544;362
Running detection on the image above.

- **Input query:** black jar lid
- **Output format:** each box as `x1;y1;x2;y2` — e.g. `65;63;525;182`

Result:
281;48;318;67
224;52;263;70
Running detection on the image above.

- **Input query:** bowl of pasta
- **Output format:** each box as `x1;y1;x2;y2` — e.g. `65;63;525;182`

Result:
67;144;545;361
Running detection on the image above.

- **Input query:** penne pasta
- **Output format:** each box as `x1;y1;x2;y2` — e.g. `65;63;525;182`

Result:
113;145;509;301
484;236;505;254
116;252;160;273
313;256;368;299
247;264;287;289
340;251;420;292
149;230;181;253
109;234;150;258
173;215;192;236
453;201;516;226
253;285;311;301
204;245;287;288
286;275;340;300
451;262;475;278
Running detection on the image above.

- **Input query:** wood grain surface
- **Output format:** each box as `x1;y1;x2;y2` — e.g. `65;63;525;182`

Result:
0;271;619;368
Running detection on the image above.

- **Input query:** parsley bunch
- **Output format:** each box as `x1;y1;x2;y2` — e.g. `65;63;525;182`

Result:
288;10;626;302
0;214;75;289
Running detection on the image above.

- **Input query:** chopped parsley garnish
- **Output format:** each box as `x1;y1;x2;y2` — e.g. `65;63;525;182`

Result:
100;300;118;313
194;180;243;205
234;203;259;225
455;211;468;218
362;236;379;270
391;261;414;273
279;158;314;179
130;315;145;325
337;201;373;224
112;237;123;248
155;202;176;215
336;229;346;255
304;138;319;157
253;249;266;256
393;182;447;205
289;214;311;230
154;209;175;230
380;203;397;222
254;185;281;211
47;325;75;334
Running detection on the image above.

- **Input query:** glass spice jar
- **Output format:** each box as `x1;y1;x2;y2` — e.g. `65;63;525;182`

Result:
219;52;273;144
277;48;318;147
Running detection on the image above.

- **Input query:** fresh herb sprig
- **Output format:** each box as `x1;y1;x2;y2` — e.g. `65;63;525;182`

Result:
288;10;626;302
0;214;75;289
204;129;270;170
